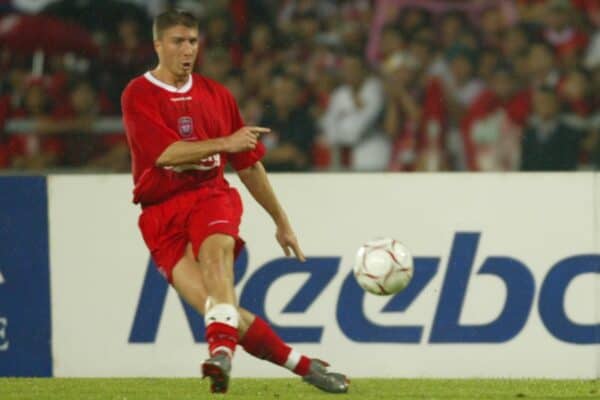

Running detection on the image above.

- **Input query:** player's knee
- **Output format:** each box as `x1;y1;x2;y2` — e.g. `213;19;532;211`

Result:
200;253;226;277
198;235;234;275
199;251;230;282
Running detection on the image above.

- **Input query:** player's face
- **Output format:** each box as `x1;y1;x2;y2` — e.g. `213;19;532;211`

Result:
155;25;199;78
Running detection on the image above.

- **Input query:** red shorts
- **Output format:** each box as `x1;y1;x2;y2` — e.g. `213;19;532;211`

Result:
138;187;245;283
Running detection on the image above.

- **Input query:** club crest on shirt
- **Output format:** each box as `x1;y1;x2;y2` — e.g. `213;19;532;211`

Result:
178;116;194;138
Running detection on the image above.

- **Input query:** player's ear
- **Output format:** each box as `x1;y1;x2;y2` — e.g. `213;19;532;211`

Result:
153;39;163;57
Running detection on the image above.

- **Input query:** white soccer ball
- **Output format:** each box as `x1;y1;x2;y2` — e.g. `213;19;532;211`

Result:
353;238;414;296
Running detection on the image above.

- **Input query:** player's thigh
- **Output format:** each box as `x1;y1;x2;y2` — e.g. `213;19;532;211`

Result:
197;233;235;279
188;188;244;272
172;243;211;315
172;241;257;335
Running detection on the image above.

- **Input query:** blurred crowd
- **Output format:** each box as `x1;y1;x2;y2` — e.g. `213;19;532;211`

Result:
0;0;599;172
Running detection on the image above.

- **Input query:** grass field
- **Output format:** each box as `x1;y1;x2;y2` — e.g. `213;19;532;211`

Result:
0;378;597;399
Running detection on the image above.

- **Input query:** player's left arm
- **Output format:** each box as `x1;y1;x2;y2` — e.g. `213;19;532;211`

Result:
237;162;306;262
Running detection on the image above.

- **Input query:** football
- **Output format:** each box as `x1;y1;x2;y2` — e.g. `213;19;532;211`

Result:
353;238;414;296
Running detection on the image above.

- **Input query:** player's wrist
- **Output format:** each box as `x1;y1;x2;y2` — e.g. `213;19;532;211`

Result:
219;137;232;153
274;214;291;229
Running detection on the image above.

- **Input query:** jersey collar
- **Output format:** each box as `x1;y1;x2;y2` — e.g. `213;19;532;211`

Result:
144;71;193;93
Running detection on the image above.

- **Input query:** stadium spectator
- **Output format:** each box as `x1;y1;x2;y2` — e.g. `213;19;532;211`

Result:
393;7;432;45
38;79;117;168
241;97;264;126
0;0;598;173
243;24;277;73
7;79;60;170
383;51;447;171
528;41;561;88
439;11;467;54
502;24;531;60
444;46;484;113
260;75;317;171
201;47;233;83
407;29;437;76
376;25;406;66
461;65;527;171
559;67;598;167
515;0;549;24
320;51;387;171
440;45;485;169
477;48;500;84
479;5;507;48
0;65;28;167
104;17;155;105
383;51;421;171
203;9;243;68
559;68;592;117
520;86;584;171
542;0;589;69
223;72;245;104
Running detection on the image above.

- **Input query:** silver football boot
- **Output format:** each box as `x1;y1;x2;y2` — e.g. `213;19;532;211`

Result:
302;359;350;393
201;352;232;393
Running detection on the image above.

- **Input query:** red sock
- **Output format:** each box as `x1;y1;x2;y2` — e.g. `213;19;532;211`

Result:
239;316;311;376
205;322;238;358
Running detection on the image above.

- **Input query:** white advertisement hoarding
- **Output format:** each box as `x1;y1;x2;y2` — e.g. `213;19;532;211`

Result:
48;173;599;378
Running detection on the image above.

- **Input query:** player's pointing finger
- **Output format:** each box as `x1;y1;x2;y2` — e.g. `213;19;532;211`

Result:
248;126;271;134
291;242;306;262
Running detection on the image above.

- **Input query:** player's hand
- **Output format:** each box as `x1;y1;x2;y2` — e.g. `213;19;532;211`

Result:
225;126;270;153
276;225;306;262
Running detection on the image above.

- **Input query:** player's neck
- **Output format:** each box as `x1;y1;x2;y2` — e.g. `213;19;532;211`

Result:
151;67;190;89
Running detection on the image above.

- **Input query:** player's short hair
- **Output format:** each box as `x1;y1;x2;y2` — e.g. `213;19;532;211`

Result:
153;9;198;40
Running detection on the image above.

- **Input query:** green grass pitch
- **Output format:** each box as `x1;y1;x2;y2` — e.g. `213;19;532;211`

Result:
0;378;597;399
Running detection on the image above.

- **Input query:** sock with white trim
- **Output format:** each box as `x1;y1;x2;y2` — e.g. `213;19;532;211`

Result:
204;303;239;358
239;316;311;376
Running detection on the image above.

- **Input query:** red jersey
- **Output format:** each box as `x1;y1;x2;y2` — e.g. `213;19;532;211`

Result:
121;72;265;205
461;89;531;171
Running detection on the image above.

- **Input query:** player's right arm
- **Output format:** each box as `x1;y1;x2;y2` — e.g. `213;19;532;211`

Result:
122;82;269;168
155;126;269;167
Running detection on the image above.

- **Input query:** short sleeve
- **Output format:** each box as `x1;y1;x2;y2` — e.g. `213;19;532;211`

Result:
224;89;266;170
121;84;180;164
229;140;266;171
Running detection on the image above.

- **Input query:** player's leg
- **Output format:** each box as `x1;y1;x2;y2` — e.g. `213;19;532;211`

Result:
236;310;309;374
171;242;253;331
192;229;348;393
173;257;312;377
187;235;315;379
195;233;240;358
171;240;238;393
175;234;238;393
182;188;347;392
170;245;231;393
237;308;349;393
172;244;348;393
171;244;209;312
139;194;239;393
184;189;247;386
